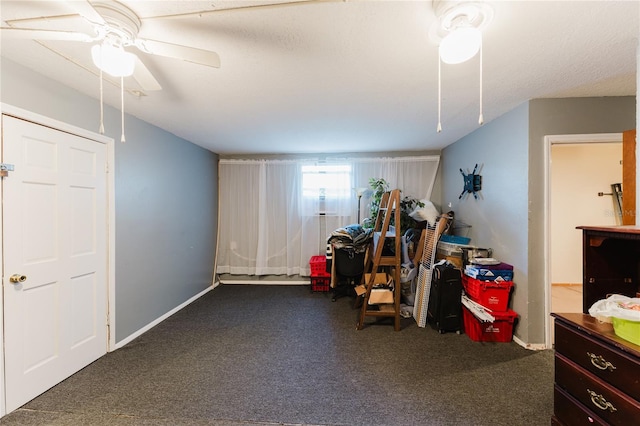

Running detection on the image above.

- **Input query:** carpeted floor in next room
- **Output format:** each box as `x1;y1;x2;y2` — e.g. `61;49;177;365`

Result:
1;284;554;426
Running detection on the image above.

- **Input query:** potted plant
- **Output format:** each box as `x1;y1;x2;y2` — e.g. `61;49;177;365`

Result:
364;177;424;232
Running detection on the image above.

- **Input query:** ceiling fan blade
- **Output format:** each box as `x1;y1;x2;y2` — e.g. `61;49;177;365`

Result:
68;0;107;26
1;27;94;42
135;39;220;68
132;55;162;91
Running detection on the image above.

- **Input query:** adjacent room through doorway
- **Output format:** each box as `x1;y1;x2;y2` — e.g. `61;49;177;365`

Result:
546;134;622;345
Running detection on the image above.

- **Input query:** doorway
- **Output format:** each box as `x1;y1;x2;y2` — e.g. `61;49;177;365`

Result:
544;133;622;348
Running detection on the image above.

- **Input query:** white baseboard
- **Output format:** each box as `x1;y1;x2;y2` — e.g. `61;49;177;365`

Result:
113;284;216;350
513;335;548;350
220;280;309;285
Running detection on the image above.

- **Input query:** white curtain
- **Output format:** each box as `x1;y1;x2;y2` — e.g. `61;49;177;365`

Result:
352;156;441;224
217;155;439;277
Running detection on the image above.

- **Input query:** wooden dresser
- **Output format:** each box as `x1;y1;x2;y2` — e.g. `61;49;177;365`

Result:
577;226;640;313
551;313;640;425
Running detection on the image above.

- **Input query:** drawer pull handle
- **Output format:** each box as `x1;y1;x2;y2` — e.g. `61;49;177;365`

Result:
587;352;616;371
587;389;617;413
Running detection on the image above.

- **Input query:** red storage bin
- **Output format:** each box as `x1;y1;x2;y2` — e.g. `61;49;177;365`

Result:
462;274;513;312
310;276;330;292
309;255;328;276
463;306;518;342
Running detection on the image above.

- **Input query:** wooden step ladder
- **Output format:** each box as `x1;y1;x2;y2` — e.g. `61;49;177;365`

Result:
356;189;403;331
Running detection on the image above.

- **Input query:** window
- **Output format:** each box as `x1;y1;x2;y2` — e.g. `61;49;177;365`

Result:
301;164;352;199
301;163;352;216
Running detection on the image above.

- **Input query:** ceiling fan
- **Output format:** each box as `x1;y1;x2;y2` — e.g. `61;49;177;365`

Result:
1;0;324;142
1;0;222;92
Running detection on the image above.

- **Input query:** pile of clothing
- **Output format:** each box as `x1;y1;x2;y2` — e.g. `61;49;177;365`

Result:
325;224;373;273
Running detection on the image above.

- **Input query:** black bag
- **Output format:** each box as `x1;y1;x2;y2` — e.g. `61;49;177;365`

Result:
427;261;463;334
331;248;365;302
334;248;365;279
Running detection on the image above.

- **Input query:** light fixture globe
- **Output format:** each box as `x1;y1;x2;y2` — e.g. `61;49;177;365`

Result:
439;26;481;64
91;42;135;77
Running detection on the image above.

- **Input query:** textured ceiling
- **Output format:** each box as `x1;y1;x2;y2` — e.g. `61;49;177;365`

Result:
1;0;639;154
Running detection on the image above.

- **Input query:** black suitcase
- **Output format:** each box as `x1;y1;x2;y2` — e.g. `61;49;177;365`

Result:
427;262;463;334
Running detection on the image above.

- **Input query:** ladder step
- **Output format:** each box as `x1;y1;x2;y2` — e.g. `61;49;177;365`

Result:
377;258;401;266
361;310;396;318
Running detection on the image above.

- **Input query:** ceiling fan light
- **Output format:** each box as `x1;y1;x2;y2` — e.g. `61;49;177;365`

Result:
439;26;481;65
91;43;135;77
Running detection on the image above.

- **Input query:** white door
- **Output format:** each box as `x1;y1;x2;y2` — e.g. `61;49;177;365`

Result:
3;115;108;413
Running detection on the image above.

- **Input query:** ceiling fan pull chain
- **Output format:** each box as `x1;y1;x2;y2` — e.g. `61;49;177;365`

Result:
120;76;126;143
478;36;484;126
437;55;442;133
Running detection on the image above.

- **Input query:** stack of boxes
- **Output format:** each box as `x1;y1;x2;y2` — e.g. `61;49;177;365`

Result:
461;260;518;342
435;234;472;269
309;255;330;292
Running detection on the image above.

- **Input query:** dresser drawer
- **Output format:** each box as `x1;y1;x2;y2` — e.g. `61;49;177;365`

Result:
555;319;640;400
554;385;607;425
555;354;640;425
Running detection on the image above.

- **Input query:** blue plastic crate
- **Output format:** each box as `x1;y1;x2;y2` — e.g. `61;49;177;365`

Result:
440;234;471;245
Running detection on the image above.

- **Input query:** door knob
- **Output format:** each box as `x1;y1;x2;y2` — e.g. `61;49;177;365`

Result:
9;274;27;284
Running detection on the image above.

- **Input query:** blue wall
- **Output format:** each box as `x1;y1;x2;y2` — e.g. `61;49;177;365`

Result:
1;59;219;343
442;103;530;339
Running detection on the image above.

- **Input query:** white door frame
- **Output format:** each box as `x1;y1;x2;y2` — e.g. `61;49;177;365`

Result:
0;103;116;417
543;132;622;349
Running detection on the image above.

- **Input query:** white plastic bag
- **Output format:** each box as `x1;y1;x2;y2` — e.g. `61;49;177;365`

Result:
588;294;640;322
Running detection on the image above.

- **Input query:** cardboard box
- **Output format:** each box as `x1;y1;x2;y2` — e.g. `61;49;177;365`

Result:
436;253;463;269
355;272;390;297
364;272;389;285
368;288;394;304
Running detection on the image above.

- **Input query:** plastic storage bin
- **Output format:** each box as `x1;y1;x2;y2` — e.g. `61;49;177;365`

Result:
439;234;471;245
436;241;471;269
463;306;517;342
464;265;514;282
612;317;640;346
310;276;330;292
437;241;471;256
462;274;513;312
309;255;330;292
309;255;328;276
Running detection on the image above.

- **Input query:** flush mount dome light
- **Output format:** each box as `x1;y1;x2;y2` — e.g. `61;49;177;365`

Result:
91;41;135;77
439;26;482;64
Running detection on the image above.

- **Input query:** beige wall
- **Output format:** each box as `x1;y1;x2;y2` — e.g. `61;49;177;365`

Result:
550;142;622;284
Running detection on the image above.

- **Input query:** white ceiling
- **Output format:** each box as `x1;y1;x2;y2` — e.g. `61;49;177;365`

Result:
1;0;638;155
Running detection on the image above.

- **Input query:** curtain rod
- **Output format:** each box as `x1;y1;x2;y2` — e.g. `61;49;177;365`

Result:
219;155;440;165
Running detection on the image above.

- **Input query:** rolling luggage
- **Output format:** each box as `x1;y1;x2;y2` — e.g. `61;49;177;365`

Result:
427;261;463;334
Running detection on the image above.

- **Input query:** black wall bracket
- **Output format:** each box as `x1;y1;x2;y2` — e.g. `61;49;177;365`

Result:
459;164;482;200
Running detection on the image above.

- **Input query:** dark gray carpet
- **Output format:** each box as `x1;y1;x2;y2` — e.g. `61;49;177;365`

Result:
1;285;554;426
